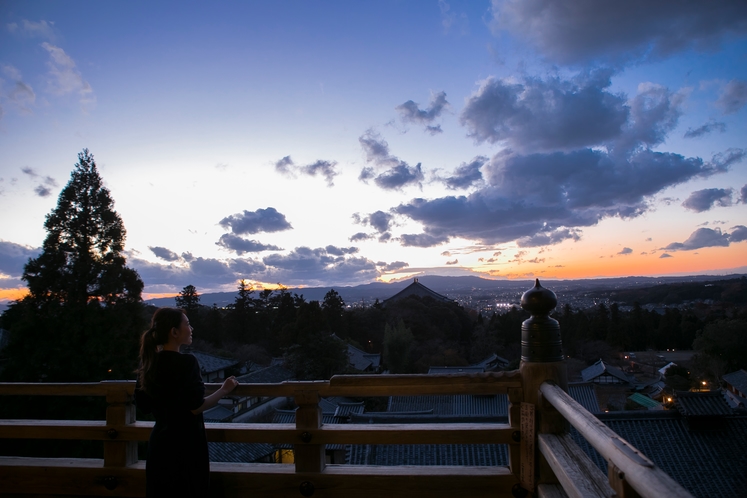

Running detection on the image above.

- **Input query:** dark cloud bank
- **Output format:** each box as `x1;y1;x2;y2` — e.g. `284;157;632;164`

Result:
391;72;746;248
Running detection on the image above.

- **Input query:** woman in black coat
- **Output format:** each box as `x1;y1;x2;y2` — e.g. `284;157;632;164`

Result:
136;307;238;497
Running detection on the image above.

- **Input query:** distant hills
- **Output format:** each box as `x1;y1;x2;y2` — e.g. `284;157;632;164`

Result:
145;273;747;309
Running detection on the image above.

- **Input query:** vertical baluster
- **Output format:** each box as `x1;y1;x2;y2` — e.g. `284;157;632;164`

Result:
507;386;522;476
103;381;137;468
294;389;325;473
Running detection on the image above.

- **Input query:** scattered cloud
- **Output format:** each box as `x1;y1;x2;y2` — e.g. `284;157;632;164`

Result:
6;19;56;40
684;120;726;139
358;130;424;190
740;184;747;203
377;261;409;271
517;228;581;248
149;246;180;262
442;156;486;190
438;0;469;35
355;210;394;233
682;188;733;212
445;258;459;265
715;79;747;114
490;1;747;65
617;247;633;255
349;232;372;242
399;233;449;248
663;225;747;251
0;240;39;278
659;253;673;258
272;156;339;186
396;91;449;133
219;207;292;235
324;245;359;256
40;42;95;110
216;234;282;255
2;65;35;115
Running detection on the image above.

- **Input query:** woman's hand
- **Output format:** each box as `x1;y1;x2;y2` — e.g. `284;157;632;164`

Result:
220;376;239;395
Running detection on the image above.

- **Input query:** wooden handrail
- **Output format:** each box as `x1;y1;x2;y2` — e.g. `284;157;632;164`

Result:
539;382;694;498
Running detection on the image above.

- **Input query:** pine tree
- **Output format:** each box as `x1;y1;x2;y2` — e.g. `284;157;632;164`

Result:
1;149;145;383
23;149;142;305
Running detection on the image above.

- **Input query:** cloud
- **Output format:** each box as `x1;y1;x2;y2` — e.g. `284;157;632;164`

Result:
617;247;633;255
358;130;424;190
740;184;747;203
33;185;52;197
399;233;450;248
682;188;733;212
149;246;180;261
490;0;747;65
393;146;740;246
356;210;394;233
438;0;469;35
443;156;486;190
377;261;409;271
445;259;459;265
6;19;56;40
460;71;628;152
663;227;742;250
324;245;359;256
684;120;726;138
219;207;292;235
216;234;282;255
396;91;449;132
729;225;747;243
0;240;39;277
349;232;372;242
273;156;339;187
2;65;35;114
715;79;747;114
517;228;581;247
659;253;673;258
261;246;379;285
40;42;95;110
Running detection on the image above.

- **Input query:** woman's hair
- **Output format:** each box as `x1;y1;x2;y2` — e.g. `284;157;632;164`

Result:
137;307;186;394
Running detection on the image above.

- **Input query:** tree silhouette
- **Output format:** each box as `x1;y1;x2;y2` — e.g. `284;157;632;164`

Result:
1;149;144;383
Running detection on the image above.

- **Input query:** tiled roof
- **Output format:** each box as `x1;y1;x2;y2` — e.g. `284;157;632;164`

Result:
208;441;276;463
723;369;747;396
427;366;485;374
383;279;453;304
568;383;600;413
346;443;508;466
572;412;747;498
347;344;381;371
270;409;346;450
471;353;509;371
627;392;662;409
334;402;365;417
675;391;732;417
236;364;293;384
203;405;234;422
388;394;508;416
581;359;635;384
190;351;240;374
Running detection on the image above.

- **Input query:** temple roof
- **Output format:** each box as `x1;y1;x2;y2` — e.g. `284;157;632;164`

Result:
723;369;747;396
382;278;453;305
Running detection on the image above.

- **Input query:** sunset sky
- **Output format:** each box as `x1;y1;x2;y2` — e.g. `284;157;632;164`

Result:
1;1;746;301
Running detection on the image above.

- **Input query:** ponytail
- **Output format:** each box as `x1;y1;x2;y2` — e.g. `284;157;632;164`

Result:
136;308;186;394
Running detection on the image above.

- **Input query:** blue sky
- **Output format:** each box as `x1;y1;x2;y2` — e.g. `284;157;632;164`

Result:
1;0;746;299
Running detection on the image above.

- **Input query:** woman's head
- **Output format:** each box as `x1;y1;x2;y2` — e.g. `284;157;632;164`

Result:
137;307;189;392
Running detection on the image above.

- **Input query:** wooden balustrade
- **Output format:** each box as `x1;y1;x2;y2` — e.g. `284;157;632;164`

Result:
0;373;522;498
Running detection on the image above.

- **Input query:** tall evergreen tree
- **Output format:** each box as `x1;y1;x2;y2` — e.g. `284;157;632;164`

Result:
1;149;144;383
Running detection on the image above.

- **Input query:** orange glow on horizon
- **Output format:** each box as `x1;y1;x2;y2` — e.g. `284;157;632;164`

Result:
0;288;29;302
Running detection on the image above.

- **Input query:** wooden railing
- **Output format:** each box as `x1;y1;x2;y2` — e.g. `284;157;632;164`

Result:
0;371;694;498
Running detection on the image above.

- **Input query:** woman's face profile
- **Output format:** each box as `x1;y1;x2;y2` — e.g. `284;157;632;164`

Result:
173;314;193;347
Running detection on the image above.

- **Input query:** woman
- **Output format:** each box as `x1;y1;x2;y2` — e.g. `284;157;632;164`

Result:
136;307;238;497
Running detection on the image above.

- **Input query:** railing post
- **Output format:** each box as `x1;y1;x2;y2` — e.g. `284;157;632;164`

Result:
102;381;138;468
294;389;325;474
518;279;568;494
